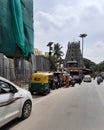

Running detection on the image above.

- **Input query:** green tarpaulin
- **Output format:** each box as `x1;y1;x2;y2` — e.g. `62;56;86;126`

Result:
0;0;34;58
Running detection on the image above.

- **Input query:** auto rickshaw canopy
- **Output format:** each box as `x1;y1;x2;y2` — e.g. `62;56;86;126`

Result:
31;72;53;83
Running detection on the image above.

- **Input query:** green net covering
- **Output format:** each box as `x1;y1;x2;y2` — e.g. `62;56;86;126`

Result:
0;0;34;58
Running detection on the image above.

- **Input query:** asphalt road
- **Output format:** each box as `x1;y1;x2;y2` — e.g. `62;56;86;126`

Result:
1;79;104;130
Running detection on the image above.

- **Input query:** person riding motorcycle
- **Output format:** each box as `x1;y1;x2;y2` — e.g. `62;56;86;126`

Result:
97;75;103;85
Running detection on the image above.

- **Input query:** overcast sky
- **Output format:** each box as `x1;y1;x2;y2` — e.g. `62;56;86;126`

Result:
33;0;104;64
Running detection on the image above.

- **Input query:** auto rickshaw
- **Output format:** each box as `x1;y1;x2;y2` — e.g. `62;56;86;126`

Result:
53;71;64;89
29;72;53;95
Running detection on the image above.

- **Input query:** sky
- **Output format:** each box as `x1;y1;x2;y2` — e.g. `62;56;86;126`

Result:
33;0;104;64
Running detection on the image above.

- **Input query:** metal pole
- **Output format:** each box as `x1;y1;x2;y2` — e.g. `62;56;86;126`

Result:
82;37;84;59
47;42;53;71
79;33;87;77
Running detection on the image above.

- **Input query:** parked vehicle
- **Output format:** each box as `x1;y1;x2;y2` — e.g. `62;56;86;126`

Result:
69;70;82;84
53;72;64;89
0;76;32;128
83;75;92;82
29;72;53;95
73;75;82;84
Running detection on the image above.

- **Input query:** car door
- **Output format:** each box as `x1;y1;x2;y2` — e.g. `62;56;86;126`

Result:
0;80;21;127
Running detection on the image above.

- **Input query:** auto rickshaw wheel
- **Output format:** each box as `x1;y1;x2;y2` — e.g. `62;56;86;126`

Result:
44;88;50;95
48;88;50;93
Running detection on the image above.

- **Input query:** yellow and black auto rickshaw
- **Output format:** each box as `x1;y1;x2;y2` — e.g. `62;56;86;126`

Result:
29;72;53;95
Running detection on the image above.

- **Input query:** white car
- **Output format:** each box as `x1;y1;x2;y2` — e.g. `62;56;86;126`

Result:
0;76;32;128
83;75;92;82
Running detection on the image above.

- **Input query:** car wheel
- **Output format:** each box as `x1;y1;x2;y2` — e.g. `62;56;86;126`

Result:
21;100;32;119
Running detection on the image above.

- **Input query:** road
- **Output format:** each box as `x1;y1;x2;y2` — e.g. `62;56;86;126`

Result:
1;79;104;130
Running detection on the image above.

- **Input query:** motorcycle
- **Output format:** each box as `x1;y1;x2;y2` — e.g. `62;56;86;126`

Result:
97;76;103;85
69;78;75;87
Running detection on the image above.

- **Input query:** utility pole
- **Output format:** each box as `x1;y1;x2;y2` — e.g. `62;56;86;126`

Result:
47;42;53;71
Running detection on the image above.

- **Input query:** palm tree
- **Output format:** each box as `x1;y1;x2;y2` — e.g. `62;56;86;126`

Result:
46;42;64;71
53;43;64;59
53;43;64;69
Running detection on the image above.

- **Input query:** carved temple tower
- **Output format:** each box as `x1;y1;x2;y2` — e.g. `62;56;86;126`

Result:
64;41;83;68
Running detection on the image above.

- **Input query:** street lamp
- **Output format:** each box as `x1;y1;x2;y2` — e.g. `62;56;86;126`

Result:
79;33;87;68
79;34;87;58
47;42;53;56
79;33;87;77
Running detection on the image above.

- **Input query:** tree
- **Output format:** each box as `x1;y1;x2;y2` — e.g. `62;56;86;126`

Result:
83;58;104;72
83;58;96;70
53;43;64;70
46;42;64;71
53;43;64;59
97;61;104;72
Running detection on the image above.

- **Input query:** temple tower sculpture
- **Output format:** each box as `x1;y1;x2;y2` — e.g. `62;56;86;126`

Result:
64;41;83;68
